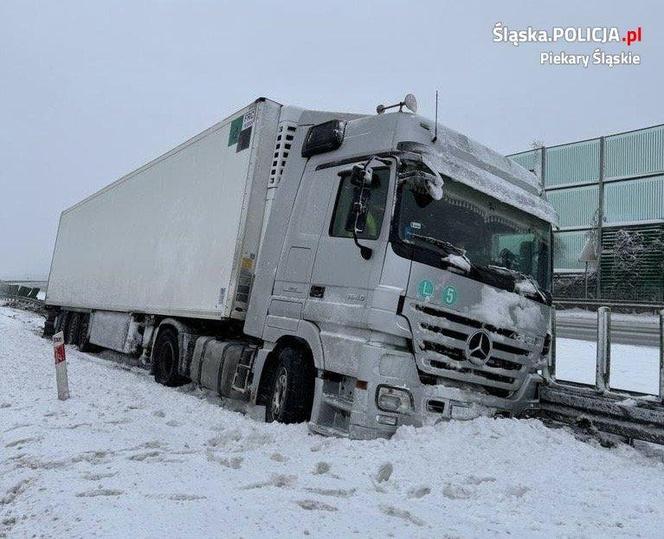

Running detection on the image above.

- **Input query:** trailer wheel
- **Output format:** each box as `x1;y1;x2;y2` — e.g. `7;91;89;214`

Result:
153;328;182;387
266;346;315;424
65;312;82;345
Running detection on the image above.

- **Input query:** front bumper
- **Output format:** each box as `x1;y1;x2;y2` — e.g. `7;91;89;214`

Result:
333;342;541;440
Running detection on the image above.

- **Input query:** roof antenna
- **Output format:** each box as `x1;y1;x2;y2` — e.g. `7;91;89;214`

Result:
432;90;439;143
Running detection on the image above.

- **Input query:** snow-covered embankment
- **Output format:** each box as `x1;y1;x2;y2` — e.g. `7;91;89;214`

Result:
2;306;664;538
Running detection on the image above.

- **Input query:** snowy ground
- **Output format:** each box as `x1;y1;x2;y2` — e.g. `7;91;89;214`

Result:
556;338;661;395
552;307;661;394
2;306;664;538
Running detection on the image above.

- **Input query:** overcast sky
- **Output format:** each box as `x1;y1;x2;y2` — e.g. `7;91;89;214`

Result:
1;0;661;279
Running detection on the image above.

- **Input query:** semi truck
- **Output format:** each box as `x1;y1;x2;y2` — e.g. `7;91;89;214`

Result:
44;95;560;439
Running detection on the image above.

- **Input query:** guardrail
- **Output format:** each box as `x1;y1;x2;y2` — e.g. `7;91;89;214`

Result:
554;298;664;312
541;308;664;444
1;294;46;311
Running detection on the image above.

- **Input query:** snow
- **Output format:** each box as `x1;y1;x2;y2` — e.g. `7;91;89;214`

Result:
467;287;544;333
556;338;661;395
3;305;664;538
441;253;471;273
406;122;558;224
514;278;538;297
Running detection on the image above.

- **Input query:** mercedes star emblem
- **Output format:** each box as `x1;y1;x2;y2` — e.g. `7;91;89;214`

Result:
465;331;492;365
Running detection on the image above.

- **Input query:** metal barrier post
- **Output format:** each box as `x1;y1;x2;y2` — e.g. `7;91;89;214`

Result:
659;309;664;402
548;311;557;380
595;306;611;392
53;331;70;400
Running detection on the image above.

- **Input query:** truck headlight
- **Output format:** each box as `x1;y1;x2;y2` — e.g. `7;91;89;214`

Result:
376;385;413;414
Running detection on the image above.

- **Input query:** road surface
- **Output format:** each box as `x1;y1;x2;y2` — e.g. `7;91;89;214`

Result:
556;310;661;347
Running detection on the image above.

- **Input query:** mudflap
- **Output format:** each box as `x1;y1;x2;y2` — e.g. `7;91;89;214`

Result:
538;381;664;445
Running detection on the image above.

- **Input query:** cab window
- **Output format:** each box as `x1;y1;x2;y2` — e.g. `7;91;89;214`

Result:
329;167;390;240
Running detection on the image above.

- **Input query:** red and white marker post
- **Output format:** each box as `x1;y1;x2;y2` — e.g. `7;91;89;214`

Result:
52;331;70;400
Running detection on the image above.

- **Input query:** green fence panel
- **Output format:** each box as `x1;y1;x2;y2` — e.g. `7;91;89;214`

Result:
600;224;664;302
604;175;664;224
547;185;599;228
605;125;664;180
544;139;600;187
554;230;588;271
509;150;537;173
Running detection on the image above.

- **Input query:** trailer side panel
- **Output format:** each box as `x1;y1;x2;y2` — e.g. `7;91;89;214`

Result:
46;99;281;319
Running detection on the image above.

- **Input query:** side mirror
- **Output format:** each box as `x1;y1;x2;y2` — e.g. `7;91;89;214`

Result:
341;155;393;261
351;164;374;187
351;187;372;260
350;156;392;186
351;199;368;233
399;169;444;200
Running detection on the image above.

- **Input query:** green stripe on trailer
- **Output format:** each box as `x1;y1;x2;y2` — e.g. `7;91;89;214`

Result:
228;116;243;146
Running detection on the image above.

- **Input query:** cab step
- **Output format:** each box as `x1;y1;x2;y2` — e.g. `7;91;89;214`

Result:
309;375;357;438
308;422;350;438
322;393;354;413
231;348;256;394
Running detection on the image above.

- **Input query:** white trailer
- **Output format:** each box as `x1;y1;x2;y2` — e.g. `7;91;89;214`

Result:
47;99;281;320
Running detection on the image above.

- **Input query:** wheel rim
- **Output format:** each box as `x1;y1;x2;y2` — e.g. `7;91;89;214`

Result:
271;368;288;418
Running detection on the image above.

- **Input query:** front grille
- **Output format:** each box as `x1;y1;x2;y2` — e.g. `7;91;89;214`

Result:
408;302;544;398
414;304;523;341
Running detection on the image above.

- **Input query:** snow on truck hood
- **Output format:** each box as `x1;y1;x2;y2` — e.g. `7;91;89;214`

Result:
396;115;559;225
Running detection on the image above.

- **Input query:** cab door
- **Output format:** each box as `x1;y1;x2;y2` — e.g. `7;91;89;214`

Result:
305;161;394;331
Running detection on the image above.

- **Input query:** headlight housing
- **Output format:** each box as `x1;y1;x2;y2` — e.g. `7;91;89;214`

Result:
376;385;413;414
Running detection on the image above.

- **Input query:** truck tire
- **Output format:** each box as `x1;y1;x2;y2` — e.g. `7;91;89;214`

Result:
266;346;315;424
65;312;82;345
43;308;58;337
78;314;95;352
153;328;182;387
53;311;66;335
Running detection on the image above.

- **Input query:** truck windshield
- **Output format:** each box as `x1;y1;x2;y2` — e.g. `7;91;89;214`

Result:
394;177;552;298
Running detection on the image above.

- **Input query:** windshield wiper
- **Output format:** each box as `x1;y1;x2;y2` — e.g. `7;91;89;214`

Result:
408;233;465;256
405;233;550;304
408;233;472;274
483;265;551;304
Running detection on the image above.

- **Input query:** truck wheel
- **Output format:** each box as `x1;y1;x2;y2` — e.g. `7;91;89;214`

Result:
153;328;182;387
266;346;315;424
78;314;94;352
54;311;66;335
43;308;58;337
65;312;82;345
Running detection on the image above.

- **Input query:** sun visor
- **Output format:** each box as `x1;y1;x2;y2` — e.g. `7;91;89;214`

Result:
399;141;559;225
